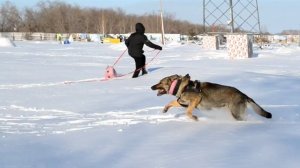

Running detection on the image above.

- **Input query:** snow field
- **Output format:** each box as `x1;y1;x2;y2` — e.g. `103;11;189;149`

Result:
0;41;300;168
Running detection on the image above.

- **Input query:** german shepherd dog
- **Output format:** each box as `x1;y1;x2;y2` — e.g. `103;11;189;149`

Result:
151;74;272;121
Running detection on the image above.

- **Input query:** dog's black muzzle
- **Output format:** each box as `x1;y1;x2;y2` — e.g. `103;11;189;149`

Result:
151;85;157;90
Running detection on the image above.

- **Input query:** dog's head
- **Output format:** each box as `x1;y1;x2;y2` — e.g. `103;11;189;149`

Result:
151;74;191;96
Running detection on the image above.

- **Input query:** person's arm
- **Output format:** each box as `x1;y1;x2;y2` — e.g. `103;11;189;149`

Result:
125;35;131;47
143;35;162;50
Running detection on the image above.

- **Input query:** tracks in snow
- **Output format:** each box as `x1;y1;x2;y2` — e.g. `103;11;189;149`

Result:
0;105;189;135
0;78;105;89
1;104;298;136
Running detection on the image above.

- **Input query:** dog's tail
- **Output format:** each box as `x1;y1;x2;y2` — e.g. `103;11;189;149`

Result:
247;97;272;119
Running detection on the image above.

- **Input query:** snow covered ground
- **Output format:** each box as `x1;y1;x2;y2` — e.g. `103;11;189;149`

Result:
1;40;300;168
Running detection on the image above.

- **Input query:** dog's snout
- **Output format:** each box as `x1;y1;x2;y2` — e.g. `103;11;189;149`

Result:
151;85;157;90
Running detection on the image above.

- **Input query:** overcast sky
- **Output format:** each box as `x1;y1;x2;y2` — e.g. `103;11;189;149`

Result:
2;0;300;33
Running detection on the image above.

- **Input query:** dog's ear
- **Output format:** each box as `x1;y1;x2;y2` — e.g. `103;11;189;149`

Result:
175;74;191;97
181;74;191;84
184;74;190;78
184;74;190;79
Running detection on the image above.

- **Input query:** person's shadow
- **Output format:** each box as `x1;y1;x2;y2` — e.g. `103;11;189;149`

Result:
148;67;163;72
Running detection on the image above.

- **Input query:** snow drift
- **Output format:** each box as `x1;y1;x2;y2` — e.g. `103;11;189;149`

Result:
0;37;16;47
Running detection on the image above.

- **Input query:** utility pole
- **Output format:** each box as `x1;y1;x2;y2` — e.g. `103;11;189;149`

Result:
298;27;300;46
255;0;261;34
160;0;165;45
102;10;105;35
203;0;206;33
157;12;159;33
229;0;234;33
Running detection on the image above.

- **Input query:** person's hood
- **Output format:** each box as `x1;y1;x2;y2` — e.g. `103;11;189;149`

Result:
135;23;145;34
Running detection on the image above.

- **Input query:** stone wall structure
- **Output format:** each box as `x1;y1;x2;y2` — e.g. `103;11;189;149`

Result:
227;34;253;59
202;35;219;50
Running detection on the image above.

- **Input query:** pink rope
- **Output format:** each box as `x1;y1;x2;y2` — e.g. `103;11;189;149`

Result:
66;50;161;83
118;50;162;78
112;48;128;67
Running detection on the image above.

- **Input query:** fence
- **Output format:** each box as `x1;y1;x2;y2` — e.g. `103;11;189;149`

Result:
0;32;60;41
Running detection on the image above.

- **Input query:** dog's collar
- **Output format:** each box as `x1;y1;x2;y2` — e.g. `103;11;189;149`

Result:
169;79;181;95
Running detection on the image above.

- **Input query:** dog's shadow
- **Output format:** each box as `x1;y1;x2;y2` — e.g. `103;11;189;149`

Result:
173;110;236;122
174;111;205;119
174;113;186;118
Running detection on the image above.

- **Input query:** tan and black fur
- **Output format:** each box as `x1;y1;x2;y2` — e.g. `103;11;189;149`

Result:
151;74;272;121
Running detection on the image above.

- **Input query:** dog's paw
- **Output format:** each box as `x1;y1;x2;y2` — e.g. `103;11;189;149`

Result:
189;115;198;121
162;108;168;113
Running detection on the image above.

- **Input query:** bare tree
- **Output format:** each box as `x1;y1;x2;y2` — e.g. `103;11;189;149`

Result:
1;0;207;35
22;8;38;32
0;1;21;32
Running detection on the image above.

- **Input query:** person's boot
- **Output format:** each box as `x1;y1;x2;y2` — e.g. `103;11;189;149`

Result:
142;68;148;75
132;70;140;78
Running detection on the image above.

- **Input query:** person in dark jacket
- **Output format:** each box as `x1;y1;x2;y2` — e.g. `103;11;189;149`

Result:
125;23;162;78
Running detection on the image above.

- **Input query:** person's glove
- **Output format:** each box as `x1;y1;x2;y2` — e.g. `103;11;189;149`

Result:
157;46;162;50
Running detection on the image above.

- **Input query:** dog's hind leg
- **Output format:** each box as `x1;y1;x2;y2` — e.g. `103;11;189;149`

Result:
229;102;246;121
163;100;182;113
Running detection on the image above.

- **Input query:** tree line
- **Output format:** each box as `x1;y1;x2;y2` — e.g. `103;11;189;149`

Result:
0;0;207;36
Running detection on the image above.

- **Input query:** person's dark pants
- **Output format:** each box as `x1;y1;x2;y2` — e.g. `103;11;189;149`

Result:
132;55;147;78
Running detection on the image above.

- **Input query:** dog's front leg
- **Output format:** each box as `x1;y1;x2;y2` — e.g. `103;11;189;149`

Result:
163;100;182;113
186;98;201;121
